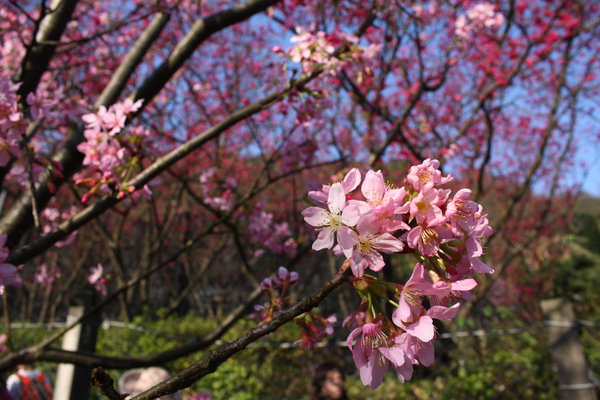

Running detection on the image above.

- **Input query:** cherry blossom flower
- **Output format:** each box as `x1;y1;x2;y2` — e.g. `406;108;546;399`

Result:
406;158;453;191
445;188;480;234
427;276;478;307
354;170;410;225
308;167;361;203
406;220;453;257
302;182;360;250
34;264;61;285
409;187;446;225
455;2;504;39
88;263;107;296
338;213;404;277
396;303;460;342
394;263;430;323
347;323;410;389
273;266;299;290
0;134;20;166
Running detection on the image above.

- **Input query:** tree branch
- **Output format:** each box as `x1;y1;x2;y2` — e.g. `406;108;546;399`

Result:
128;267;352;400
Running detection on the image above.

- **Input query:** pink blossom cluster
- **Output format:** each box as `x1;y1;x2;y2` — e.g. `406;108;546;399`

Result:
88;263;107;296
0;234;19;293
302;159;493;389
0;72;24;166
294;312;337;350
455;2;505;40
279;26;382;76
0;68;58;166
248;209;297;257
40;207;78;248
78;99;143;171
34;264;61;285
198;168;235;212
76;99;145;201
251;266;299;326
254;268;338;349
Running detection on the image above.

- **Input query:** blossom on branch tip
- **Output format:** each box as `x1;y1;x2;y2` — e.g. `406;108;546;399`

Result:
303;161;494;388
273;266;299;290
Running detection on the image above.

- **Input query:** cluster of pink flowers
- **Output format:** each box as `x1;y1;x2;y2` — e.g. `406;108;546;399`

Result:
0;234;19;294
302;159;493;389
254;266;338;350
198;168;235;212
0;69;58;166
76;99;146;201
455;2;505;40
248;209;297;258
252;266;299;325
294;312;337;350
34;264;61;285
77;99;143;170
0;72;25;166
277;26;382;76
40;206;78;247
88;263;107;296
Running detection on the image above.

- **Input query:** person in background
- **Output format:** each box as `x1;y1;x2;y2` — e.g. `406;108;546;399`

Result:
311;361;349;400
118;367;182;400
6;363;52;400
0;375;12;400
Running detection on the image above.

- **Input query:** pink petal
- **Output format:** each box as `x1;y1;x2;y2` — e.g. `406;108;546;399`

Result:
362;170;386;203
327;182;345;214
312;230;334;251
301;207;328;226
342;168;361;193
379;345;406;368
350;252;367;277
338;226;358;259
341;204;361;226
364;249;385;271
471;257;494;274
450;278;478;291
373;233;404;253
416;340;435;367
405;315;435;342
428;303;460;321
